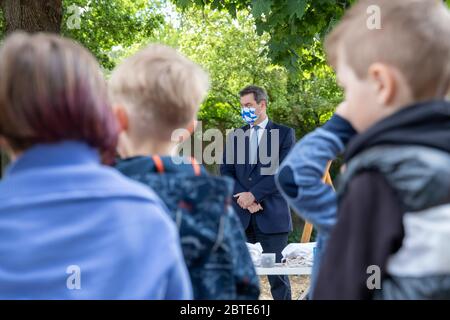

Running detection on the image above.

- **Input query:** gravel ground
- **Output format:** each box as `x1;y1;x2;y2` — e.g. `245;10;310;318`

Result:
258;275;310;300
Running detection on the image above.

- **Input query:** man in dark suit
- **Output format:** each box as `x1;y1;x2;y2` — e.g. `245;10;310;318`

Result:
220;85;296;300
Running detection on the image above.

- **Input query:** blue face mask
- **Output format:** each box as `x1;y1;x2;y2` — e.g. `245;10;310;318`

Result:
241;107;258;125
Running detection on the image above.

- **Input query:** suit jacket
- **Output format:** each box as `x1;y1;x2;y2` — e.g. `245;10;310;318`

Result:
220;120;296;233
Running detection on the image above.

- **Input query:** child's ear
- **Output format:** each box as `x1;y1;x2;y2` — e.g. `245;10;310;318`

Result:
368;63;397;107
113;105;129;132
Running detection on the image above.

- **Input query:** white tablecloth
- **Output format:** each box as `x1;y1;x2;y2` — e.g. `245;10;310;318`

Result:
256;263;312;276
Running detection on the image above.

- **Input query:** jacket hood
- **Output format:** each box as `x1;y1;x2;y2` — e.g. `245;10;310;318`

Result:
345;100;450;162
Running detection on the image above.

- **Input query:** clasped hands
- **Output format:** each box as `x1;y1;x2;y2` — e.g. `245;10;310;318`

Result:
233;192;263;214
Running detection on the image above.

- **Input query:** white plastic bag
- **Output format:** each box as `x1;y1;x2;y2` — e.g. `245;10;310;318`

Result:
246;242;263;266
281;242;316;267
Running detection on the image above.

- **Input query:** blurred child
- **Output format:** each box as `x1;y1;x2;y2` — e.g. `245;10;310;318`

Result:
110;44;259;299
0;33;191;299
312;0;450;299
276;101;356;296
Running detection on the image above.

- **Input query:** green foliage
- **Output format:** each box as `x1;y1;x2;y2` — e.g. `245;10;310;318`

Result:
141;6;342;139
0;1;165;70
172;0;354;72
0;10;4;35
103;4;342;181
62;0;165;69
143;7;289;131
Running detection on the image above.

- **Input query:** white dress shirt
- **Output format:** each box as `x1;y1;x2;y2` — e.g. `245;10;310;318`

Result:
250;116;269;144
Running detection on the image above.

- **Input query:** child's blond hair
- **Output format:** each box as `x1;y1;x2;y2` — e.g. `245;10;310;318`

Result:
325;0;450;100
109;44;209;140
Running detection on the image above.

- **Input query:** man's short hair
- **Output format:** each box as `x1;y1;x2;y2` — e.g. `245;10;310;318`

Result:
109;44;209;140
325;0;450;100
239;85;268;105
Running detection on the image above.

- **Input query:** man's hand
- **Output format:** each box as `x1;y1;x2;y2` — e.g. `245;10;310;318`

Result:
247;202;263;214
234;192;256;209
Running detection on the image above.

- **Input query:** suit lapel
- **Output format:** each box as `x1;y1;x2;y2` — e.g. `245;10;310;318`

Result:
243;124;250;166
247;120;273;177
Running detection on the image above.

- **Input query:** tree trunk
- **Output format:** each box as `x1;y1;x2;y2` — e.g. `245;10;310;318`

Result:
0;0;63;33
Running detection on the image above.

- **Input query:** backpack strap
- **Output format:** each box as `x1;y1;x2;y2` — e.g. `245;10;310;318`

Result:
151;155;165;173
189;157;201;177
151;155;201;176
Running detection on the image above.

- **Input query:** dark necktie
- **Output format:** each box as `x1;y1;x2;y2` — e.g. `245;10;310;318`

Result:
249;125;260;164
